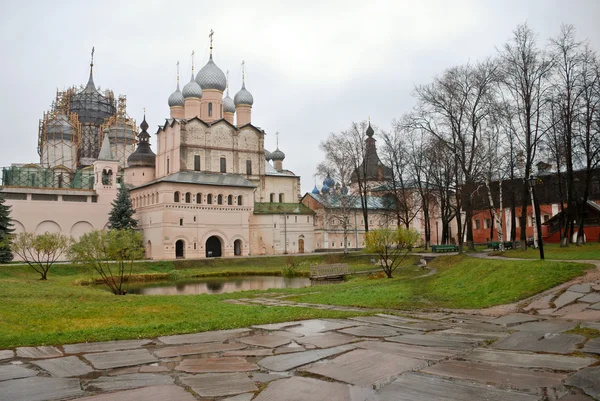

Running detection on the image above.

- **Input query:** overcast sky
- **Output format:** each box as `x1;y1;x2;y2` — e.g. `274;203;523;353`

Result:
1;0;599;194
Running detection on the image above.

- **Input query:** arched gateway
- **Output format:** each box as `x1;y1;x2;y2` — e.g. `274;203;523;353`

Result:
206;236;222;257
175;240;185;258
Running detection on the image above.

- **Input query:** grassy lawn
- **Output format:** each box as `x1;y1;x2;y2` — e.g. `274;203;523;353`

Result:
0;253;591;349
280;255;592;309
489;242;600;260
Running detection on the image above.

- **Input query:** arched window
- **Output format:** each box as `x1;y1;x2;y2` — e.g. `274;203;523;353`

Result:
196;193;202;204
217;194;223;205
220;157;226;173
174;192;180;202
185;192;191;203
167;158;170;174
208;102;213;117
207;194;213;204
227;195;233;205
279;193;284;203
102;169;112;185
237;195;243;206
270;193;275;203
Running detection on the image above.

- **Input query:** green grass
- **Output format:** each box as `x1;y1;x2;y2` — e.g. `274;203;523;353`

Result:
281;255;592;309
566;324;600;339
489;242;600;260
0;253;591;349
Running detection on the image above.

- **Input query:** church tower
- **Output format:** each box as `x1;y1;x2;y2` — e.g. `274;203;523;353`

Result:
234;61;254;127
196;30;226;122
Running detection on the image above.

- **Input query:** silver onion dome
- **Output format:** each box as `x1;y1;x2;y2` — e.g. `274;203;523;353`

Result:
270;147;285;161
234;84;254;106
168;85;184;107
223;94;235;113
45;114;75;141
196;56;227;91
264;148;272;161
182;75;202;99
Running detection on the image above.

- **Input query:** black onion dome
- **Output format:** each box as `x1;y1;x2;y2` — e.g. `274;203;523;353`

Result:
366;122;374;137
70;68;116;125
127;115;155;168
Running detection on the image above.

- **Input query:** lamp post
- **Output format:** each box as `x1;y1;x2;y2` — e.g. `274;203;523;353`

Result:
528;175;545;260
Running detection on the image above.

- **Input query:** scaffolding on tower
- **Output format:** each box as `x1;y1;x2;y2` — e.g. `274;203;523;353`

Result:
101;95;137;168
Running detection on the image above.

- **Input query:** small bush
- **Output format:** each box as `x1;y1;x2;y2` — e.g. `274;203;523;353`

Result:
325;254;341;264
282;256;299;278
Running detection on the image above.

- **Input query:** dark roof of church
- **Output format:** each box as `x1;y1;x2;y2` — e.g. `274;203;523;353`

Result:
132;171;256;190
350;134;393;183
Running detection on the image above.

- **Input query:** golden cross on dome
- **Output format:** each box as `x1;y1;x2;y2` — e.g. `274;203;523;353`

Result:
176;61;180;86
241;60;245;84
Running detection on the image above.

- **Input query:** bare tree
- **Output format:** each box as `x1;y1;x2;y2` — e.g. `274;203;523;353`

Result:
427;137;456;244
499;23;553;249
12;232;71;280
411;60;498;251
380;123;421;229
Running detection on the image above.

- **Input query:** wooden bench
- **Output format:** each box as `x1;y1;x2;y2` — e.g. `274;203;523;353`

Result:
431;244;459;253
488;241;513;250
310;263;350;280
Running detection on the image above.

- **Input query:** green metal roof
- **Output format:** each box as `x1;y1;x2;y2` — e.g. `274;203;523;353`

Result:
253;202;315;215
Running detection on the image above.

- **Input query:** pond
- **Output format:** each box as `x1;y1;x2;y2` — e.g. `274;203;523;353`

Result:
125;275;312;295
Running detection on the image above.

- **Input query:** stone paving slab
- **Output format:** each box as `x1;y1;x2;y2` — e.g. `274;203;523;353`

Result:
222;394;255;401
422;360;568;390
351;315;427;330
493;332;585;354
83;348;158;369
238;333;293;348
436;326;509;340
339;324;404;338
224;349;274;357
139;365;169;373
579;293;600;304
557;395;596;401
63;339;152;354
581;322;600;330
386;333;479;349
524;294;554;311
554;303;590;316
157;328;251;345
554;291;585;308
85;373;173;392
373;372;540;401
15;345;62;359
253;376;373;401
487;313;540;327
0;350;13;361
154;342;246;358
302;349;427;387
565;366;600;400
253;322;303;331
582;337;600;355
74;384;197;401
0;376;83;401
295;332;360;348
510;320;578;333
180;373;258;397
561;309;600;320
464;348;596;371
258;344;355;371
285;319;361;335
0;364;38;381
354;340;458;361
32;356;94;377
175;357;258;373
250;372;287;383
568;284;592;294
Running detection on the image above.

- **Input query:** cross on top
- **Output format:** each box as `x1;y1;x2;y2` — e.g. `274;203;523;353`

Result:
209;29;214;54
276;131;279;148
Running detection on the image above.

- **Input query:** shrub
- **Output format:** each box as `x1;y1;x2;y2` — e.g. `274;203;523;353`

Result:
282;256;299;278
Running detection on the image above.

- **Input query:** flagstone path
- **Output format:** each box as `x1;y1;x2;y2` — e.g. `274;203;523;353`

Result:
1;313;599;401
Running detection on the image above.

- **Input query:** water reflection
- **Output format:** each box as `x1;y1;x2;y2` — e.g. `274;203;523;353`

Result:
126;275;312;295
